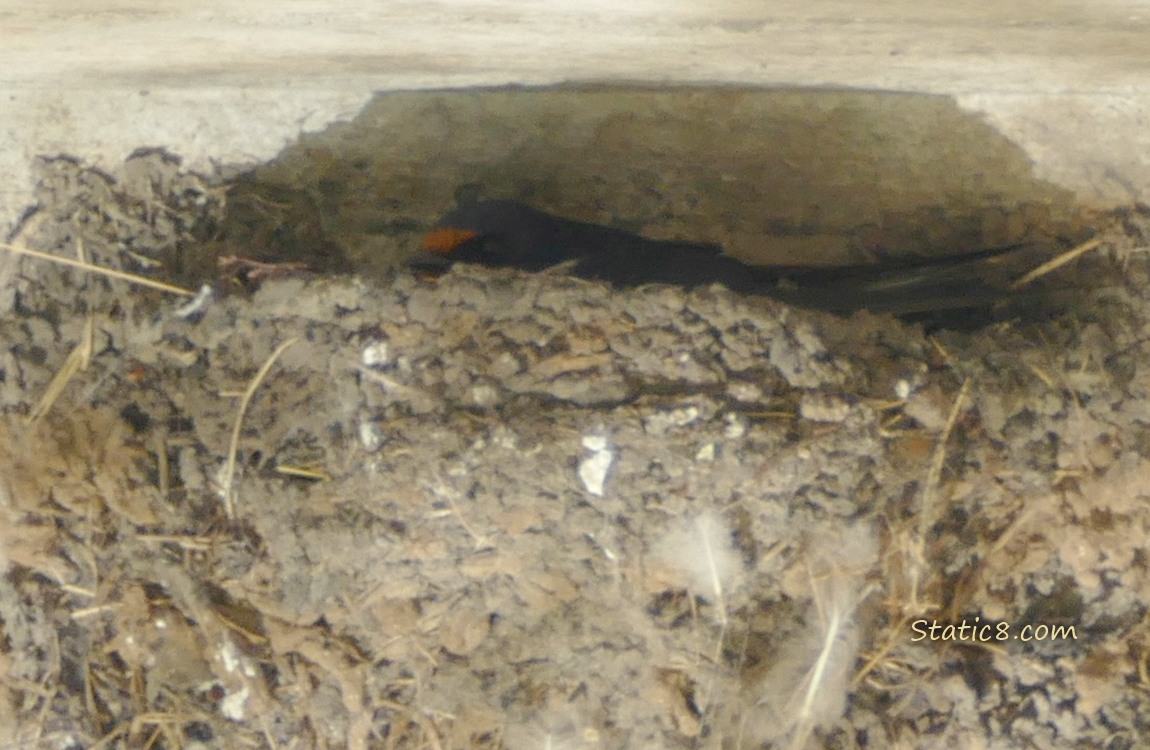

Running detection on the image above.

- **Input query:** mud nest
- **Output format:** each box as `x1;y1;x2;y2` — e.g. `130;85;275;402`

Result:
2;152;1150;749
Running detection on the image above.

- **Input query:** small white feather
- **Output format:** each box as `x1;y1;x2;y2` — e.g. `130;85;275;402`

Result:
656;512;742;623
741;523;877;750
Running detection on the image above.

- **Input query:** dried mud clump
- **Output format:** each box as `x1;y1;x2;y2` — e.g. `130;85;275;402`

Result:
2;155;1150;749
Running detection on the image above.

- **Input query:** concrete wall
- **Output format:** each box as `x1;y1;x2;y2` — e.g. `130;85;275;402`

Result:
3;1;1149;232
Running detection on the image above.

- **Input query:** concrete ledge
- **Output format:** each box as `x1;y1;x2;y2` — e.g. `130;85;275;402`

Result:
3;1;1150;231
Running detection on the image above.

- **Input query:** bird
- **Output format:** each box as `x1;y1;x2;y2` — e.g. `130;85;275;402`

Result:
413;199;1051;322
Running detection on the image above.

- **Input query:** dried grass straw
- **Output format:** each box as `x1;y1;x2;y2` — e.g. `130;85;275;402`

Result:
1010;237;1103;290
221;338;299;519
1;241;196;296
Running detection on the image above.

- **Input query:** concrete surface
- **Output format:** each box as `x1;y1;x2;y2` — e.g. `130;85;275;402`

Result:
3;1;1150;229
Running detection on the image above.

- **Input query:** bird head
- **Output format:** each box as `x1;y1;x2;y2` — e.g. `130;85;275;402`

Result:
412;199;609;276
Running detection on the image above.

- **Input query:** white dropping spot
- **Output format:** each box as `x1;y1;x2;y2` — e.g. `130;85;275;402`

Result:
221;685;249;721
723;413;747;439
153;618;168;629
799;394;851;423
586;532;619;562
358;420;385;452
219;640;242;673
489;425;519;450
675;406;700;426
172;284;214;319
581;433;609;452
727;381;764;402
470;383;499;407
218;638;256;676
895;379;912;400
695;442;716;461
579;451;614;496
213;463;233;505
643;406;701;434
361;341;391;368
578;433;615;497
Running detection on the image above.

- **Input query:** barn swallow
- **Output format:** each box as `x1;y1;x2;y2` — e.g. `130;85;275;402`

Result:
415;199;1044;319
